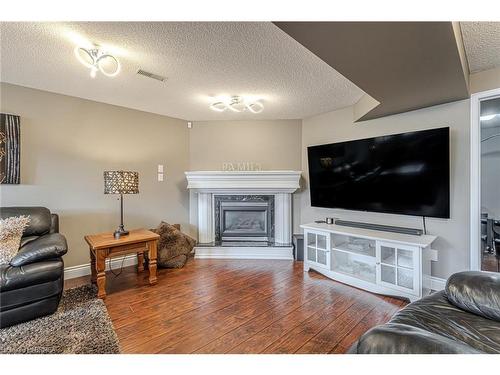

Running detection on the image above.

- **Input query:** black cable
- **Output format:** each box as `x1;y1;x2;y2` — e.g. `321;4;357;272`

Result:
108;256;126;277
422;216;427;235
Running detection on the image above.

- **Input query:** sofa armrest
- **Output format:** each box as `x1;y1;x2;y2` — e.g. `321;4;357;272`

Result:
10;233;67;267
355;323;483;354
445;271;500;322
50;213;59;234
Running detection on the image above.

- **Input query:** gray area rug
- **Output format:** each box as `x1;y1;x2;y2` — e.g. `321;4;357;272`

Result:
0;284;121;354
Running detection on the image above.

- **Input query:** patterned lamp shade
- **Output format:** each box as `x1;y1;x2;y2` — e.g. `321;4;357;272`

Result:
104;171;139;194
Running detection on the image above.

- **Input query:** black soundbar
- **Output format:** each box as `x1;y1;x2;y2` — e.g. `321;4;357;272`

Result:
334;219;423;236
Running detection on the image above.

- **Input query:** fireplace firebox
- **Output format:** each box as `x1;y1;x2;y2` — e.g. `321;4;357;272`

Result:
214;195;274;242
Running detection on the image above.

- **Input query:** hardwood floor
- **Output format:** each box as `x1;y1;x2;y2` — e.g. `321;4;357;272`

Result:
65;258;407;354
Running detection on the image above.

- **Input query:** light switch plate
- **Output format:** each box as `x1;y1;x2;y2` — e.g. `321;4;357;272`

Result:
158;173;164;182
158;164;164;173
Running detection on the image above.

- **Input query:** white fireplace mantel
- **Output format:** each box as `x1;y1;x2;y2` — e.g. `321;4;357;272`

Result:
185;170;301;193
185;170;302;260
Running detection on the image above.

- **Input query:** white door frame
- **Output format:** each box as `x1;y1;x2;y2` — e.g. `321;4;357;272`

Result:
470;87;500;271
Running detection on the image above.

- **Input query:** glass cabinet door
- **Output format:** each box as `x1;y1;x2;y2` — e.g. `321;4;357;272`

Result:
304;230;330;269
317;234;327;250
306;232;317;262
377;242;419;295
315;233;329;267
307;232;316;247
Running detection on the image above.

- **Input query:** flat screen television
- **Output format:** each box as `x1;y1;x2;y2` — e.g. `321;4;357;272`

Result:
307;127;450;218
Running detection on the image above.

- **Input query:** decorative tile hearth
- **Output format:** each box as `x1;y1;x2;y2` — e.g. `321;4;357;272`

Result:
185;171;301;259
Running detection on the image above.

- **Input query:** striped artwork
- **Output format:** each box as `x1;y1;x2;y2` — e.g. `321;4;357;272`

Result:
0;113;20;184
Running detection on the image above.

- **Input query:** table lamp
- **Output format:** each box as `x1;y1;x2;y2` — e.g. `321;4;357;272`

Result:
104;170;139;239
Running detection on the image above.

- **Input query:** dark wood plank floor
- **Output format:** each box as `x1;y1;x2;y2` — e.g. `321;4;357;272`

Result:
65;258;406;354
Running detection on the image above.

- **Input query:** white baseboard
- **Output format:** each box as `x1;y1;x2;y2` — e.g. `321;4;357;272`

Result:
430;276;446;291
64;254;138;280
194;246;294;260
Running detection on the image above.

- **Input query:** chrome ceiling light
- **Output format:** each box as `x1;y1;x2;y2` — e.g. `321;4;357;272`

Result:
209;96;264;114
74;46;121;78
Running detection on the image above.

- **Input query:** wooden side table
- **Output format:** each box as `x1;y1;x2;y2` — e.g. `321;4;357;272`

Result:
84;228;160;299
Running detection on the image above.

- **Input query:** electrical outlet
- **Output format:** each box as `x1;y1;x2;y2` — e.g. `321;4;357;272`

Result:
158;164;164;173
158;173;164;182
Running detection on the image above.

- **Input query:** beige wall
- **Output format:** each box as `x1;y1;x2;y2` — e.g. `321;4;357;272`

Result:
188;119;303;234
300;100;470;280
0;83;190;267
189;120;302;171
470;67;500;94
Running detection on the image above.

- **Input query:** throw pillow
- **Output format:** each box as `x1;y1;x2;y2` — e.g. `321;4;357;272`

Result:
0;215;30;265
151;221;196;268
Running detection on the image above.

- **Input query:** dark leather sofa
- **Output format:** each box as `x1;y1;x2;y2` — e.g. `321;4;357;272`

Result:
0;207;68;328
350;271;500;354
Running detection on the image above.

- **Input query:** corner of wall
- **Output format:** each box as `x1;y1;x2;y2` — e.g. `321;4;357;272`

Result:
353;94;380;122
452;22;471;94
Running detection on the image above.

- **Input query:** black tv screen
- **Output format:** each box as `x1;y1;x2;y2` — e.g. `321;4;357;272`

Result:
307;127;450;218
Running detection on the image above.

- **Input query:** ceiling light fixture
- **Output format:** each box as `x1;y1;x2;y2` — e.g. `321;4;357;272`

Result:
209;96;264;114
74;46;121;78
480;114;498;121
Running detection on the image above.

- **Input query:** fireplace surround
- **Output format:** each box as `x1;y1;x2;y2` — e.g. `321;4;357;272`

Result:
185;171;301;259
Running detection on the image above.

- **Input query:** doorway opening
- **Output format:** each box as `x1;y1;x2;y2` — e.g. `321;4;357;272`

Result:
470;88;500;272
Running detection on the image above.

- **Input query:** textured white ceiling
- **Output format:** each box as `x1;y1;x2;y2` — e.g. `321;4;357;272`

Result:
460;22;500;74
0;22;364;121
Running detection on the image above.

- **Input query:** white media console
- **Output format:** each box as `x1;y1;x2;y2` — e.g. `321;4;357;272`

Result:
300;222;438;301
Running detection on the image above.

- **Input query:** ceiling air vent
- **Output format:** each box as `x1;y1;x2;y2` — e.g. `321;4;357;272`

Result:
136;69;167;82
